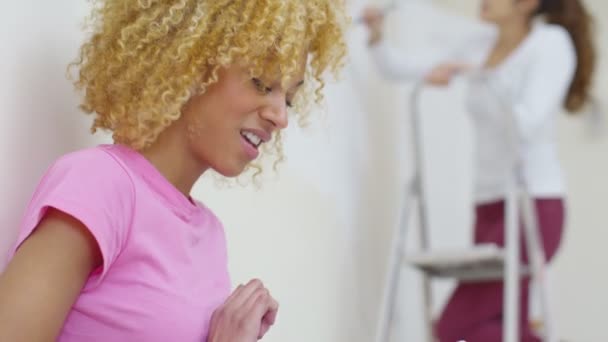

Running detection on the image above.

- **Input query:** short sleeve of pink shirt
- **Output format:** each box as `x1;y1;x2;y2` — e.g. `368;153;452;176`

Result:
6;145;231;342
9;147;134;287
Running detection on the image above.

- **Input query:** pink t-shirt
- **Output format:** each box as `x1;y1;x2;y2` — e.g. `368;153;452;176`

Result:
7;144;231;341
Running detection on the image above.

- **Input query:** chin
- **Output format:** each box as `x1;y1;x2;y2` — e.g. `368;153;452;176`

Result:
212;163;247;178
479;8;491;21
479;14;496;23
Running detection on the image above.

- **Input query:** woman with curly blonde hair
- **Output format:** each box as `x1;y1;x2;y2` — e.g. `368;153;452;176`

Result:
0;0;347;341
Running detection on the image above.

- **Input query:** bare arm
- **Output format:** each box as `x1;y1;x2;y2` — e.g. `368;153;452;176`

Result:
0;208;102;341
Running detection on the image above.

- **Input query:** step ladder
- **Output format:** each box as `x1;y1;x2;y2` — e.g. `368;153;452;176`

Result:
374;78;557;342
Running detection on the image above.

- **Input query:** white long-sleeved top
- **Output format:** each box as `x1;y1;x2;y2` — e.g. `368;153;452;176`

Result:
370;22;576;203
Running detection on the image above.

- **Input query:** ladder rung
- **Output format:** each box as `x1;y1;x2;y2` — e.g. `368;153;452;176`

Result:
405;244;530;282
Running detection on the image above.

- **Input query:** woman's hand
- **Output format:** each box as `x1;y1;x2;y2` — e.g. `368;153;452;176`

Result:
425;63;471;86
207;279;279;342
362;7;385;46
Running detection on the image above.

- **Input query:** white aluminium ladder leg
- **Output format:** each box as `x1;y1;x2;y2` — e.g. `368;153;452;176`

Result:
374;181;414;342
503;176;520;342
409;82;435;342
521;190;557;342
487;75;556;342
374;81;432;342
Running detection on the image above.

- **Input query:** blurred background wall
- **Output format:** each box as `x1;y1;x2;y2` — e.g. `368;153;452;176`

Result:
0;0;606;341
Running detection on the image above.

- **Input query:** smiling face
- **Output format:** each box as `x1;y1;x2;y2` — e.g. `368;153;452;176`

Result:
180;61;306;177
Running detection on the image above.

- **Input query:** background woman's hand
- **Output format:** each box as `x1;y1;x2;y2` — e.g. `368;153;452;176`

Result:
362;7;385;45
425;63;471;86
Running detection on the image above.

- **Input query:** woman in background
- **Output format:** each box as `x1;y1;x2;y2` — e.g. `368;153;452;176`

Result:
363;0;595;341
0;1;346;341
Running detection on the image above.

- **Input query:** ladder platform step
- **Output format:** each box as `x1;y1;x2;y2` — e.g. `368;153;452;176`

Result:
405;244;529;282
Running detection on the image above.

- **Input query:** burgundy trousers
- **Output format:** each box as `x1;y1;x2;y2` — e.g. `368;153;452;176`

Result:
436;198;565;342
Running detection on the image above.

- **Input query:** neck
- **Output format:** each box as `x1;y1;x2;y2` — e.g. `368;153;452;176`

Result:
497;17;532;48
141;121;208;198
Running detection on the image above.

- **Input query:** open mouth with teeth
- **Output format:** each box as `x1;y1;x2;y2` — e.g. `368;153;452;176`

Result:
240;131;263;149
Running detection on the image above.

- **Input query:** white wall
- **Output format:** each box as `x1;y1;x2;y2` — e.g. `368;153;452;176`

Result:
1;1;606;342
0;2;103;261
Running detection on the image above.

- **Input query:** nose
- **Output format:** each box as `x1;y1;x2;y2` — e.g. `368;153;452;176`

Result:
260;91;289;130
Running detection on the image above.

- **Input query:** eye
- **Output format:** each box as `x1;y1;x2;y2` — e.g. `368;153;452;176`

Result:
252;78;272;94
253;78;295;108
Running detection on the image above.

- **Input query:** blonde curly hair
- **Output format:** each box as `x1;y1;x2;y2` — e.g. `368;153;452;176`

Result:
70;0;348;161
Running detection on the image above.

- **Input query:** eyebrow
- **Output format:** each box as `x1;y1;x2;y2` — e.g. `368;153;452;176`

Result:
262;78;304;92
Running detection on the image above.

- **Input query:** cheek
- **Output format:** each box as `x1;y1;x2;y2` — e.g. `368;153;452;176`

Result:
186;116;203;141
183;96;224;141
183;98;208;137
185;114;227;167
183;100;220;149
185;115;214;159
184;102;239;149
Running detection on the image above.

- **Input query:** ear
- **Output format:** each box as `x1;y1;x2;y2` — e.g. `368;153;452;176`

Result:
516;0;541;15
